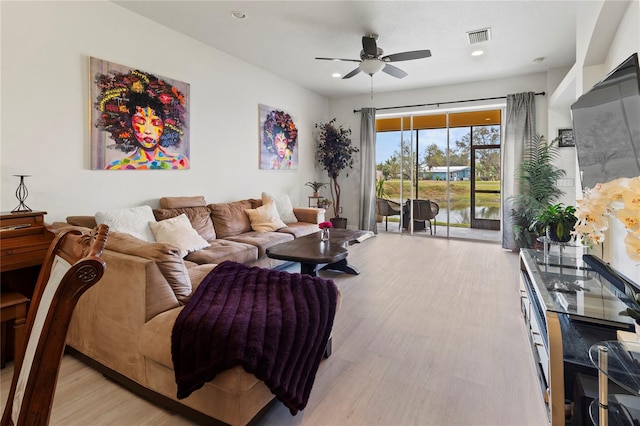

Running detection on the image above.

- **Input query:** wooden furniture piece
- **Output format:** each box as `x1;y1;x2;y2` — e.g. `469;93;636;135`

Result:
0;291;29;369
266;229;370;276
519;249;635;425
1;224;108;426
0;211;55;368
1;211;55;273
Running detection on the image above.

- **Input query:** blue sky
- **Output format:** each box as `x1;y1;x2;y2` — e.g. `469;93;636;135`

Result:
376;128;470;163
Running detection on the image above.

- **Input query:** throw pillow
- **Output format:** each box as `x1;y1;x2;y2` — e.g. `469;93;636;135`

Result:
245;201;287;232
149;214;210;258
95;205;156;242
262;192;298;224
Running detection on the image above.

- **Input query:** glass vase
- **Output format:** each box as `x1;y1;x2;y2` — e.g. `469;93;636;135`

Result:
321;228;330;242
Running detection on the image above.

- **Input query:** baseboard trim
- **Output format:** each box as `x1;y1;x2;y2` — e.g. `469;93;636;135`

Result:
65;347;277;426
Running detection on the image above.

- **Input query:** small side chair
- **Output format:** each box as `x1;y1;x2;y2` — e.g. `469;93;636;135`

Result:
376;197;402;231
1;224;109;426
412;199;439;235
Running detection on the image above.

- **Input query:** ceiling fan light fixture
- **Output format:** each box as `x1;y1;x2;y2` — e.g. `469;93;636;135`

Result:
360;59;385;75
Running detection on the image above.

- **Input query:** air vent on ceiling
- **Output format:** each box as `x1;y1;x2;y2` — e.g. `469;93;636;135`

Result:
467;28;491;45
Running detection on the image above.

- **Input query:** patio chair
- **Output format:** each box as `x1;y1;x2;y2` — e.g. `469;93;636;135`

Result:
412;199;439;235
376;197;402;231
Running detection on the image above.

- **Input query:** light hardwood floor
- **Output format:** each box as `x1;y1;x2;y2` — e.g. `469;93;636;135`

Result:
1;233;548;425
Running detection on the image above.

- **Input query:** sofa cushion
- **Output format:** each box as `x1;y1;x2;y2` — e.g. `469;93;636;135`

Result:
149;214;210;258
153;206;216;241
224;231;293;258
66;216;98;228
159;196;206;209
95;205;156;242
185;240;258;265
208;200;254;238
277;222;321;238
105;231;192;304
262;192;298;224
140;307;262;393
244;201;287;232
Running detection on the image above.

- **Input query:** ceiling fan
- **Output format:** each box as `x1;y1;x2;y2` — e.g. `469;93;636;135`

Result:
315;34;432;79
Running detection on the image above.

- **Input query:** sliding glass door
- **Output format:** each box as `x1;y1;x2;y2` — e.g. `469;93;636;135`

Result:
375;109;501;239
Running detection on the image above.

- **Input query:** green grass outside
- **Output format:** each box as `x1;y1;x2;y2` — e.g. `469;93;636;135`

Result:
382;179;500;211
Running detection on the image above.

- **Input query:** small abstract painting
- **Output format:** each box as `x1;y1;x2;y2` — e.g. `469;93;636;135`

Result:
90;57;190;170
259;104;298;170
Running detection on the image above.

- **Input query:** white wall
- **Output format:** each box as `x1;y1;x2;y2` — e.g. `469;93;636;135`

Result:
0;1;328;222
328;72;549;228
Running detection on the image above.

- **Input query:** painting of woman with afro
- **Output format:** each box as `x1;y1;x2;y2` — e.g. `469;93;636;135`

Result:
260;105;298;170
91;58;190;170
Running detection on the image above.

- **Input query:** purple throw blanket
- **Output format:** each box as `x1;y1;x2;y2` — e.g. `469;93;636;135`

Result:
171;260;338;414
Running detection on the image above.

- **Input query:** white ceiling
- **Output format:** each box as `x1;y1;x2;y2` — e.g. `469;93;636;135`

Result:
113;1;580;98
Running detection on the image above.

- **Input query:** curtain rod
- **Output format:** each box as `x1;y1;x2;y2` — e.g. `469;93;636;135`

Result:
353;91;545;113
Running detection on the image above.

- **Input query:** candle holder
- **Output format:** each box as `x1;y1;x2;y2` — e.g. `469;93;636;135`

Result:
11;175;32;213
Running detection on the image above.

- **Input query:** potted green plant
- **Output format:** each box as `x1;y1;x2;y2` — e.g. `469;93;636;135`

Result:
619;292;640;340
305;181;327;197
620;293;640;323
376;177;390;199
529;203;577;243
315;119;359;228
510;134;566;249
318;198;332;210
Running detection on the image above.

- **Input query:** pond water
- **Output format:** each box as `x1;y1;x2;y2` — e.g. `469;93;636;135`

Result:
436;206;500;224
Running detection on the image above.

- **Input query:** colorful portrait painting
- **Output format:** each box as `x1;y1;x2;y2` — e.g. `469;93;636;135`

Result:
90;57;190;170
259;104;298;170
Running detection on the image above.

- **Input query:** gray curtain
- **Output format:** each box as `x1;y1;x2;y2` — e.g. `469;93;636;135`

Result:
502;92;536;249
359;107;377;232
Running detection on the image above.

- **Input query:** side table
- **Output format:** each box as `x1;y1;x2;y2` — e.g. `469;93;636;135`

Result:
308;196;321;208
589;340;640;425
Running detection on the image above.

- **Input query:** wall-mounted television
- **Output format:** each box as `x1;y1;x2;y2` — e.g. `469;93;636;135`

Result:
571;52;640;190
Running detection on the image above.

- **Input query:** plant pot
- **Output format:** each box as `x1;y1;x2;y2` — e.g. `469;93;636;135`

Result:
635;321;640;343
330;217;347;229
548;223;572;243
312;192;319;198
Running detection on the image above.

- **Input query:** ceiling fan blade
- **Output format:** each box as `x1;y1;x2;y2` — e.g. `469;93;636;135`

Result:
382;64;408;79
362;36;378;57
315;57;361;63
382;49;432;62
342;67;362;79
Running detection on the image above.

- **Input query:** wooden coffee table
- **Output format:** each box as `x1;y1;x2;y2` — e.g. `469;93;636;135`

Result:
266;229;371;277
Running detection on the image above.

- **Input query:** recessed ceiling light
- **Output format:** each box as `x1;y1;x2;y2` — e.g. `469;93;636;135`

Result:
471;50;484;57
532;57;545;63
231;11;246;19
332;73;341;78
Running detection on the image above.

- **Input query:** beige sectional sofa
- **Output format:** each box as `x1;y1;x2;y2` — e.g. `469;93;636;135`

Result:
57;196;327;425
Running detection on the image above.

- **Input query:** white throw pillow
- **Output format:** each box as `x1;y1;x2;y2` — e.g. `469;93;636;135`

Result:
245;201;287;232
149;214;210;258
95;205;156;242
262;192;298;224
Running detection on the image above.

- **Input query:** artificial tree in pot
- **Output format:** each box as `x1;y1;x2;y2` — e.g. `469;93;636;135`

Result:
510;133;566;249
315;119;359;228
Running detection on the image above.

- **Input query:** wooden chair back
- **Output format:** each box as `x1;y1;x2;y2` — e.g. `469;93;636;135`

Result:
1;225;109;426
